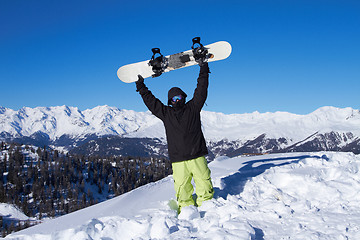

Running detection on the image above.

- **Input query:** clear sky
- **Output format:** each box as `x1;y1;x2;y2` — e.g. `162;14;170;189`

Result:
1;0;359;114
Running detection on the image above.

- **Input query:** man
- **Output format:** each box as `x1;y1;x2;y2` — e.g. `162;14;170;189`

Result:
135;62;214;211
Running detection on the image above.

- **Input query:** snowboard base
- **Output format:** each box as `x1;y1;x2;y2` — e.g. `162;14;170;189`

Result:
117;39;231;83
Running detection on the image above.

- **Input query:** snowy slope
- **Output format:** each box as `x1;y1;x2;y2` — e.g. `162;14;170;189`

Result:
1;106;359;144
0;204;30;222
6;152;360;239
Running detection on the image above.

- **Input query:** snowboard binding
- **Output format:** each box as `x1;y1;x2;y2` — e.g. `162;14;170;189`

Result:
192;37;212;65
148;48;168;77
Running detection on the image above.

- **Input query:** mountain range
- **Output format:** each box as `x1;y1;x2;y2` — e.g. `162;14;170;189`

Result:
1;105;359;158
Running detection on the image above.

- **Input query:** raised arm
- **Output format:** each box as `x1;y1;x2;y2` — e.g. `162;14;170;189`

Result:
192;62;210;111
136;75;166;120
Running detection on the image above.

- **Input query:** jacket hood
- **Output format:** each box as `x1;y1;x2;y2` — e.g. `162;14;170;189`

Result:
167;87;187;105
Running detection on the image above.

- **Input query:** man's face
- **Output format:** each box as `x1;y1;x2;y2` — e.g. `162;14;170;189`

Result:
171;95;183;105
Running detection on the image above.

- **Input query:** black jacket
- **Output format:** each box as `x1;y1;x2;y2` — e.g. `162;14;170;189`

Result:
136;63;210;163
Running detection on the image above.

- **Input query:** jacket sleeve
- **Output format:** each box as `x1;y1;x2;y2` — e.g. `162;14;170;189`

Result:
136;80;166;120
192;62;210;111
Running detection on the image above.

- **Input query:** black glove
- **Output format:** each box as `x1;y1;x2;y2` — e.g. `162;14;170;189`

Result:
193;46;208;66
136;75;144;92
197;58;206;67
137;75;144;83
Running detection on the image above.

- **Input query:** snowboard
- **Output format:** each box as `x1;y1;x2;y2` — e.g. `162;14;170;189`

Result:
117;37;232;83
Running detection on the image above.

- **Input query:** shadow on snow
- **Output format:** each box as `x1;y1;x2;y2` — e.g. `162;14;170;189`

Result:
213;154;328;240
214;154;327;199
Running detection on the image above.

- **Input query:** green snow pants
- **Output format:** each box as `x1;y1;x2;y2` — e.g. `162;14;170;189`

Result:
172;156;214;211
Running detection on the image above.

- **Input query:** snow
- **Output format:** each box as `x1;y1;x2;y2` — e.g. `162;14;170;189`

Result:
201;106;360;142
0;204;30;222
1;106;360;146
6;152;360;239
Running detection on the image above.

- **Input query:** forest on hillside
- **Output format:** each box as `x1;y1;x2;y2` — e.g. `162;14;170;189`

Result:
0;142;172;237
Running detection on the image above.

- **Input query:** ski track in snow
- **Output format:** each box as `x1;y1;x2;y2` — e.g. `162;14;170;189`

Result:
5;152;360;240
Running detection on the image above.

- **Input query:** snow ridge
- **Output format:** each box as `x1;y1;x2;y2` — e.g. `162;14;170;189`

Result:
1;106;359;144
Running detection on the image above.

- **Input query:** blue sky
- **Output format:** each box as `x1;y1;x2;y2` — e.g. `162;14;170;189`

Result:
1;0;359;114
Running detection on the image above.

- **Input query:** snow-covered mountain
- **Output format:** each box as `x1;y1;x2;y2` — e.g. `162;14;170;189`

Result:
0;105;160;140
1;106;360;157
6;152;360;239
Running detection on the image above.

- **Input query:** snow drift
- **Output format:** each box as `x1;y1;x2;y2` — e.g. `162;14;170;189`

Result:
6;152;360;239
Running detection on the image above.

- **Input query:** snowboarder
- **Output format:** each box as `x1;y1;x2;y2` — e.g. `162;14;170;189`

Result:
135;62;214;212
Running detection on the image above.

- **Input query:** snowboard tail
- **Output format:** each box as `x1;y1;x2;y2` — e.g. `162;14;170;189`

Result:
117;38;231;83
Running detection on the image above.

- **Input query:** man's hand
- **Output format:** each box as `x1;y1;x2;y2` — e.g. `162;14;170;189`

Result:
136;75;145;92
137;75;144;83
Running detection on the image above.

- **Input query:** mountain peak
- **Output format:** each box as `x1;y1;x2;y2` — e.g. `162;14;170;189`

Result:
0;106;359;144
